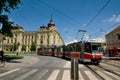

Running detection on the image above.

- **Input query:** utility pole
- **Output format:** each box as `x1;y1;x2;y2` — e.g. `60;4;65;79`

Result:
78;30;86;62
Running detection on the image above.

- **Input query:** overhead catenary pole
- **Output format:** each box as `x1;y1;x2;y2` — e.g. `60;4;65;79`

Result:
79;30;86;62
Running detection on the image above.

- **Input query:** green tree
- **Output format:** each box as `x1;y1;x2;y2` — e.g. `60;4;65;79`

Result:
30;42;36;51
13;42;19;51
0;0;21;37
21;45;26;51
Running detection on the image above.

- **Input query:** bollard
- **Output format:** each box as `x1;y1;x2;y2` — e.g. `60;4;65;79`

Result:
71;57;79;80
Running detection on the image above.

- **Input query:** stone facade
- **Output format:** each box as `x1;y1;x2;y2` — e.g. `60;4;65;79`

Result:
0;19;64;53
105;25;120;48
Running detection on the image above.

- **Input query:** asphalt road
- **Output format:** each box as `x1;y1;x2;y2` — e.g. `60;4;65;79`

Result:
0;55;70;80
1;55;120;80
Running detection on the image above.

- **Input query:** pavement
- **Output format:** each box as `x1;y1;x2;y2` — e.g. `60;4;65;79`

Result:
0;55;39;74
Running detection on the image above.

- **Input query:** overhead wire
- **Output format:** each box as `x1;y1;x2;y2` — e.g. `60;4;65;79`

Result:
85;0;112;28
38;0;81;25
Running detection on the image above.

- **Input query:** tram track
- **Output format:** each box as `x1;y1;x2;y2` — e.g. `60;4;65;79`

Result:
85;64;105;80
102;60;120;68
85;63;120;80
96;64;120;77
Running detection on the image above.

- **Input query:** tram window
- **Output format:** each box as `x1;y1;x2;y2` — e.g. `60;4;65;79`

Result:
84;43;91;53
117;49;120;53
91;45;102;53
98;47;104;53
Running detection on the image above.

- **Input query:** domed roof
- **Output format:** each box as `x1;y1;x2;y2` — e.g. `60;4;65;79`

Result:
13;24;23;30
40;24;47;29
48;18;55;27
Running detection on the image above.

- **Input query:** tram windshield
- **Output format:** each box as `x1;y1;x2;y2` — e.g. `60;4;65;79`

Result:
91;43;103;54
84;42;103;54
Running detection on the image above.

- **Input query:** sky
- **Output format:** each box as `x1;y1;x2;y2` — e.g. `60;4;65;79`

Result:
6;0;120;44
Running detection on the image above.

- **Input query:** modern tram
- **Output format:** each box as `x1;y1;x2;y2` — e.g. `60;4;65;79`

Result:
37;41;103;64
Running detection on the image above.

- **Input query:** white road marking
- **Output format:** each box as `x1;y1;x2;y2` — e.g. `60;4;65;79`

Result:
62;70;70;80
79;71;84;80
47;69;60;80
79;64;85;68
36;70;48;80
63;61;71;68
0;68;20;77
84;71;98;80
96;71;113;80
14;69;38;80
104;71;120;80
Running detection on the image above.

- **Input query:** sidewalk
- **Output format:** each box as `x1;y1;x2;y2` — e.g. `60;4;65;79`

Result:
0;55;39;73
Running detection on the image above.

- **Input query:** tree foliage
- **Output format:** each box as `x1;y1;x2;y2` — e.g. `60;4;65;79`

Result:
0;0;21;14
13;42;19;51
21;45;26;51
0;0;21;37
30;42;36;51
0;15;13;37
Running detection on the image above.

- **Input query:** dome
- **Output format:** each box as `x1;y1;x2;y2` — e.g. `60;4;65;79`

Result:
48;18;55;27
13;24;23;30
40;24;47;29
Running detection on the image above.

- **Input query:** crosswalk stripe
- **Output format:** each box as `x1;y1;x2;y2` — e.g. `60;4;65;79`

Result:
0;68;20;78
63;61;85;69
36;70;48;80
63;61;71;68
62;70;70;80
79;71;84;80
14;69;38;80
96;71;113;80
84;71;98;80
104;71;120;80
47;69;60;80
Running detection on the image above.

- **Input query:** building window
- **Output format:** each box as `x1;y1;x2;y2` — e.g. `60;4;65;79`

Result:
40;35;43;44
40;40;43;44
47;35;50;45
7;39;9;44
11;39;13;44
53;34;56;44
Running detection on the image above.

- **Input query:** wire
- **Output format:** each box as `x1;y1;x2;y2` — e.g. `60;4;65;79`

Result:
37;0;81;25
86;0;112;28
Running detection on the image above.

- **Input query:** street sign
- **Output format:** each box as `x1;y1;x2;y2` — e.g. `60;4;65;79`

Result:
70;52;80;58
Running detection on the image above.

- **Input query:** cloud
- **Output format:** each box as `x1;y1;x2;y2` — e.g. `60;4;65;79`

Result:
65;39;78;45
82;24;87;27
107;14;120;23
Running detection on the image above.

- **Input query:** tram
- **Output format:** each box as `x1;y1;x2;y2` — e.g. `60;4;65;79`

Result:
37;46;55;56
61;42;103;64
107;47;120;57
37;42;103;64
80;42;103;64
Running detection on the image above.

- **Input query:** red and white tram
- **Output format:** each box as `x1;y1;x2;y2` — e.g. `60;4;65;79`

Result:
61;42;103;64
37;42;103;64
79;42;103;64
107;47;120;57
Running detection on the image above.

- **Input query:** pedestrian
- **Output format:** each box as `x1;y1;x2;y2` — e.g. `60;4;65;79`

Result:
0;50;4;62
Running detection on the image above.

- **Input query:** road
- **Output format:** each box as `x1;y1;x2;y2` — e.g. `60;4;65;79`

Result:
0;55;71;80
0;55;120;80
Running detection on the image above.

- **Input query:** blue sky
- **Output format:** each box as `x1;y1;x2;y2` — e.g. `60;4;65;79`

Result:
7;0;120;44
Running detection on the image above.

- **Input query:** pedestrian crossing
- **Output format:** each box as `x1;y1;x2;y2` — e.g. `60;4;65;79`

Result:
0;62;120;80
47;69;60;80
